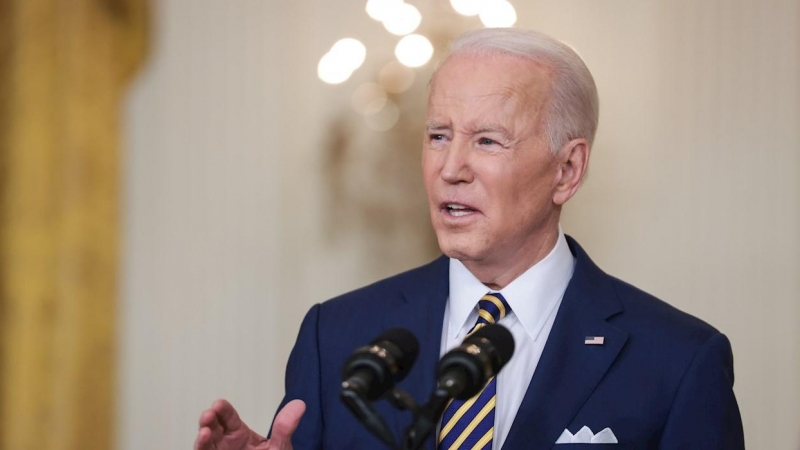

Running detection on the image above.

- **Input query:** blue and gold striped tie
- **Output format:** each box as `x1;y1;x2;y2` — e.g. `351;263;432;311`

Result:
438;292;511;450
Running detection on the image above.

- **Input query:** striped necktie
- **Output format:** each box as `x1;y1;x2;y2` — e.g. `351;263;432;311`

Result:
438;292;511;450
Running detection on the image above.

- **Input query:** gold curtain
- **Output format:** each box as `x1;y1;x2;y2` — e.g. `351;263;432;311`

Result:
0;0;147;449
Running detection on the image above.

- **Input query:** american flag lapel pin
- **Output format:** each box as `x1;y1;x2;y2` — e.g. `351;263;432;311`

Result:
584;336;605;345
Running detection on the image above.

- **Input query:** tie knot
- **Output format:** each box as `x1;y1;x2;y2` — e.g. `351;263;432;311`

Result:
472;293;511;332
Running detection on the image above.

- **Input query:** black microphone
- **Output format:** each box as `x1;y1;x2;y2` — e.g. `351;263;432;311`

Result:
436;324;515;399
341;328;420;401
341;328;420;449
403;324;515;450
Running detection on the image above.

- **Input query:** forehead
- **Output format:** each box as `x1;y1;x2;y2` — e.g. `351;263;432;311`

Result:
427;54;553;124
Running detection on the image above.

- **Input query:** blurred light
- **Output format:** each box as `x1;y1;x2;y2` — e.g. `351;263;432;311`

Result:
318;52;353;84
450;0;481;16
395;34;434;68
378;62;416;93
382;3;422;36
352;82;387;114
364;98;400;131
330;38;367;71
363;97;388;116
479;0;517;28
366;0;404;22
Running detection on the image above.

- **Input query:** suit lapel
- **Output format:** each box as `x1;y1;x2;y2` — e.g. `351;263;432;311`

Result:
502;237;629;449
384;256;450;450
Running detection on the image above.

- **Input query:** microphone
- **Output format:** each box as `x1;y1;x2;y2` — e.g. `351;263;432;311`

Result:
436;323;515;399
341;328;420;400
403;324;515;450
341;328;420;450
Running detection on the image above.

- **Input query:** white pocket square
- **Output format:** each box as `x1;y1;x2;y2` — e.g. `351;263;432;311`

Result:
555;426;618;444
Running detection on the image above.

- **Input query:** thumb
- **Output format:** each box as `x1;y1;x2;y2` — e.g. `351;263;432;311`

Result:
269;400;306;449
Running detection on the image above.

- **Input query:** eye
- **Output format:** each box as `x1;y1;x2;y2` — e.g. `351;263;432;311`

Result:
478;137;498;146
429;134;446;141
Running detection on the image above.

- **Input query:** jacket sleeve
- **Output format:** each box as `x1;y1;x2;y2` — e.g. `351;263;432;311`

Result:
270;304;324;450
659;332;745;449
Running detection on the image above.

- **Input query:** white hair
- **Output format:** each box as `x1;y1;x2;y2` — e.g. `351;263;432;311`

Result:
437;28;600;153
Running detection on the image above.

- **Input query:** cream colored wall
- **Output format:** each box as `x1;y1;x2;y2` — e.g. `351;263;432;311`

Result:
121;2;289;448
121;1;799;449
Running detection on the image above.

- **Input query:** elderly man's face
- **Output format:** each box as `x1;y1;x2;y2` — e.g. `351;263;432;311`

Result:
423;54;563;275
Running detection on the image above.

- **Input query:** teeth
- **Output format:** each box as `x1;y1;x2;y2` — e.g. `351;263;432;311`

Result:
445;203;475;217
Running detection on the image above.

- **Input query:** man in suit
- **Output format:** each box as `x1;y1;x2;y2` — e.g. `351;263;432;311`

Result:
194;28;744;450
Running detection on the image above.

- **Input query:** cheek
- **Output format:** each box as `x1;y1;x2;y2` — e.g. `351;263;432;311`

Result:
515;155;559;195
494;166;557;219
421;150;441;183
421;157;437;204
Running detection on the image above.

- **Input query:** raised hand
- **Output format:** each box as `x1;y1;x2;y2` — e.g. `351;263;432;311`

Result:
194;399;306;450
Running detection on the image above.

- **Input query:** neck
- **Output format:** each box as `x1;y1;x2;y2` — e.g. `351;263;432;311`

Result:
463;226;561;290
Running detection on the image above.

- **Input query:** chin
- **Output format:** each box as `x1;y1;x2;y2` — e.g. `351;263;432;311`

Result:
435;233;484;262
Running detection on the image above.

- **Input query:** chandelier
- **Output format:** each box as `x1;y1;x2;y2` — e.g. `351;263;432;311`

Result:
318;0;518;84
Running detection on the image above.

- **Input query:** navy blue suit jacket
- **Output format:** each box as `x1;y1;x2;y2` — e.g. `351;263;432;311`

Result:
274;237;744;449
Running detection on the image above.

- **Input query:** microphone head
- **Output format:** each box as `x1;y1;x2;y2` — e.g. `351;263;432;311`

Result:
342;328;420;400
371;328;420;382
437;324;515;399
463;324;515;373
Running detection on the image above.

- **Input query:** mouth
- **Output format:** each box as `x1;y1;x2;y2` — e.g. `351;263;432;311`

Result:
440;202;480;218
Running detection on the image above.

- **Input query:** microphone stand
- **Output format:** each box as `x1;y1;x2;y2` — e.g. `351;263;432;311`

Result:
402;368;467;450
402;388;449;450
386;388;436;450
342;382;451;450
341;387;400;450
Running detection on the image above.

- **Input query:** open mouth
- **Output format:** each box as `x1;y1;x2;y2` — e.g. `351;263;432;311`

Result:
443;203;478;217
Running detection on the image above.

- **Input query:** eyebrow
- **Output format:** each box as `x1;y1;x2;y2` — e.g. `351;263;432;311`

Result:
472;124;514;139
425;122;450;132
424;122;516;141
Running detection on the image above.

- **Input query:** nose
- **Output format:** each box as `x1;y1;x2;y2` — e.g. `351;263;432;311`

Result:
440;136;473;184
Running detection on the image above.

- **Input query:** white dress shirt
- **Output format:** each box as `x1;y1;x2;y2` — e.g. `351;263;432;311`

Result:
440;229;576;449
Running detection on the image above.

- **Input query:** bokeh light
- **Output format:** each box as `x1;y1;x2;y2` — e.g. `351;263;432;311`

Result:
318;38;367;84
330;38;367;71
363;97;388;116
395;34;434;68
382;3;422;36
450;0;482;16
364;98;401;131
318;52;352;84
351;82;388;114
479;0;517;28
365;0;404;22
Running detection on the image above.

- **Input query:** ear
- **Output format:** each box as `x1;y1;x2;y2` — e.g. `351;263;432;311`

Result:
553;138;591;206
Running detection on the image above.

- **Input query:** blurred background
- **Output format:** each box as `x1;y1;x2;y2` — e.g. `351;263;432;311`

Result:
0;0;798;449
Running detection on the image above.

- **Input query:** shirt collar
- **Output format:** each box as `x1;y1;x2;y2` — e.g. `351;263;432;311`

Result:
447;228;576;342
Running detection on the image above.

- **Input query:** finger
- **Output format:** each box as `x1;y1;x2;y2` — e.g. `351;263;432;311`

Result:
194;426;213;450
212;398;244;432
269;400;306;449
198;408;225;442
